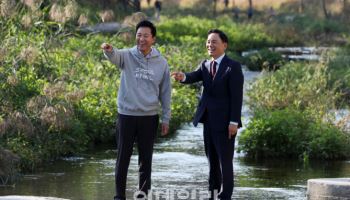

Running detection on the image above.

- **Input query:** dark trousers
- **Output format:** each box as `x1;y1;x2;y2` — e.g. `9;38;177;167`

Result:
114;114;159;200
203;113;235;200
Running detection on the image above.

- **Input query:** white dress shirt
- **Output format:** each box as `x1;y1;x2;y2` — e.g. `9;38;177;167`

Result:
204;53;225;76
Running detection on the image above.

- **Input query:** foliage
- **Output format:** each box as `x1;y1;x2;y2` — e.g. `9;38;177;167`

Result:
0;3;203;173
238;109;350;160
247;62;340;115
241;53;350;160
1;22;123;170
157;15;276;53
242;48;284;71
327;47;350;105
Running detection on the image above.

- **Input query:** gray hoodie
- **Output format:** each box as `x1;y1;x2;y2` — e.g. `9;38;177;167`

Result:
104;46;171;124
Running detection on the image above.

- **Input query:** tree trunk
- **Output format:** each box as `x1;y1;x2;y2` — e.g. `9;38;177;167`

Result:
249;0;253;8
134;0;141;11
344;0;348;14
224;0;229;8
102;0;109;9
322;0;329;19
299;0;304;13
248;0;253;19
213;0;217;17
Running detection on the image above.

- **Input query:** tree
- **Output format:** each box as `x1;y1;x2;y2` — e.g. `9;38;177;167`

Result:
102;0;112;9
248;0;253;19
299;0;304;13
133;0;140;11
213;0;217;17
322;0;329;18
224;0;229;8
344;0;348;15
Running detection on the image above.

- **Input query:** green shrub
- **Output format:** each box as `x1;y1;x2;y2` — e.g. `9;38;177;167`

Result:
242;48;284;71
157;16;276;52
242;56;349;160
327;47;350;106
238;109;350;160
308;122;350;159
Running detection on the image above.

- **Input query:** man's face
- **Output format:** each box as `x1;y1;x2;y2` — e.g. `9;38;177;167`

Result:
206;33;227;59
136;27;155;55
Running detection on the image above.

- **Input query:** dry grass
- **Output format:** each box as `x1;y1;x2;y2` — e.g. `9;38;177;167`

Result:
26;96;48;116
21;14;33;28
21;0;43;11
6;75;19;87
99;10;115;22
49;3;65;23
49;1;78;23
20;10;42;29
64;0;78;20
65;90;85;103
43;81;67;99
336;112;350;133
1;112;35;138
119;31;134;43
40;103;74;130
123;12;148;27
20;46;40;65
78;14;88;26
0;0;16;18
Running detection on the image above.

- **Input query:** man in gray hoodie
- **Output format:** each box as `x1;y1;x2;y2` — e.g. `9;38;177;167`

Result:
101;20;171;200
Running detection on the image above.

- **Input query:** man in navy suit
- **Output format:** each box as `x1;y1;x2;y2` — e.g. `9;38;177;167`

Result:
172;29;244;200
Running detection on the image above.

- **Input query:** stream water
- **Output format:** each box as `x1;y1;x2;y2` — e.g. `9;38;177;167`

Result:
1;67;349;200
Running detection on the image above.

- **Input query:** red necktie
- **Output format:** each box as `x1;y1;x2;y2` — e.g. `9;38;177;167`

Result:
210;61;217;78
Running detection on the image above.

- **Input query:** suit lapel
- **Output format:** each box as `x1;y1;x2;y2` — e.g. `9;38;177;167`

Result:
202;61;213;84
213;55;228;83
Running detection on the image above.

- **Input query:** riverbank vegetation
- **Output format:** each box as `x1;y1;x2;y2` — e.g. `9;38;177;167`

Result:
238;54;350;160
0;0;350;183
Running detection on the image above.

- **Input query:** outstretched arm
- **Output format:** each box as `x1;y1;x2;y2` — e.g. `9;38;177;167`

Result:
171;62;204;84
101;43;125;69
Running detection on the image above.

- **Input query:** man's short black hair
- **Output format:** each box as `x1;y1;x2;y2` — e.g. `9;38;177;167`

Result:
207;29;228;44
136;20;157;37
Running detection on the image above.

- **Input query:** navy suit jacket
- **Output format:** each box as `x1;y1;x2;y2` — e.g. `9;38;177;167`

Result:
183;55;244;131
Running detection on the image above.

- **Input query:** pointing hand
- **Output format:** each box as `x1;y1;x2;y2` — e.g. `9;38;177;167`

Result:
171;72;185;82
101;43;113;52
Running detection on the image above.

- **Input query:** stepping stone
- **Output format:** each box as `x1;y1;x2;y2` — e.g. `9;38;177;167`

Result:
0;196;69;200
307;178;350;200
